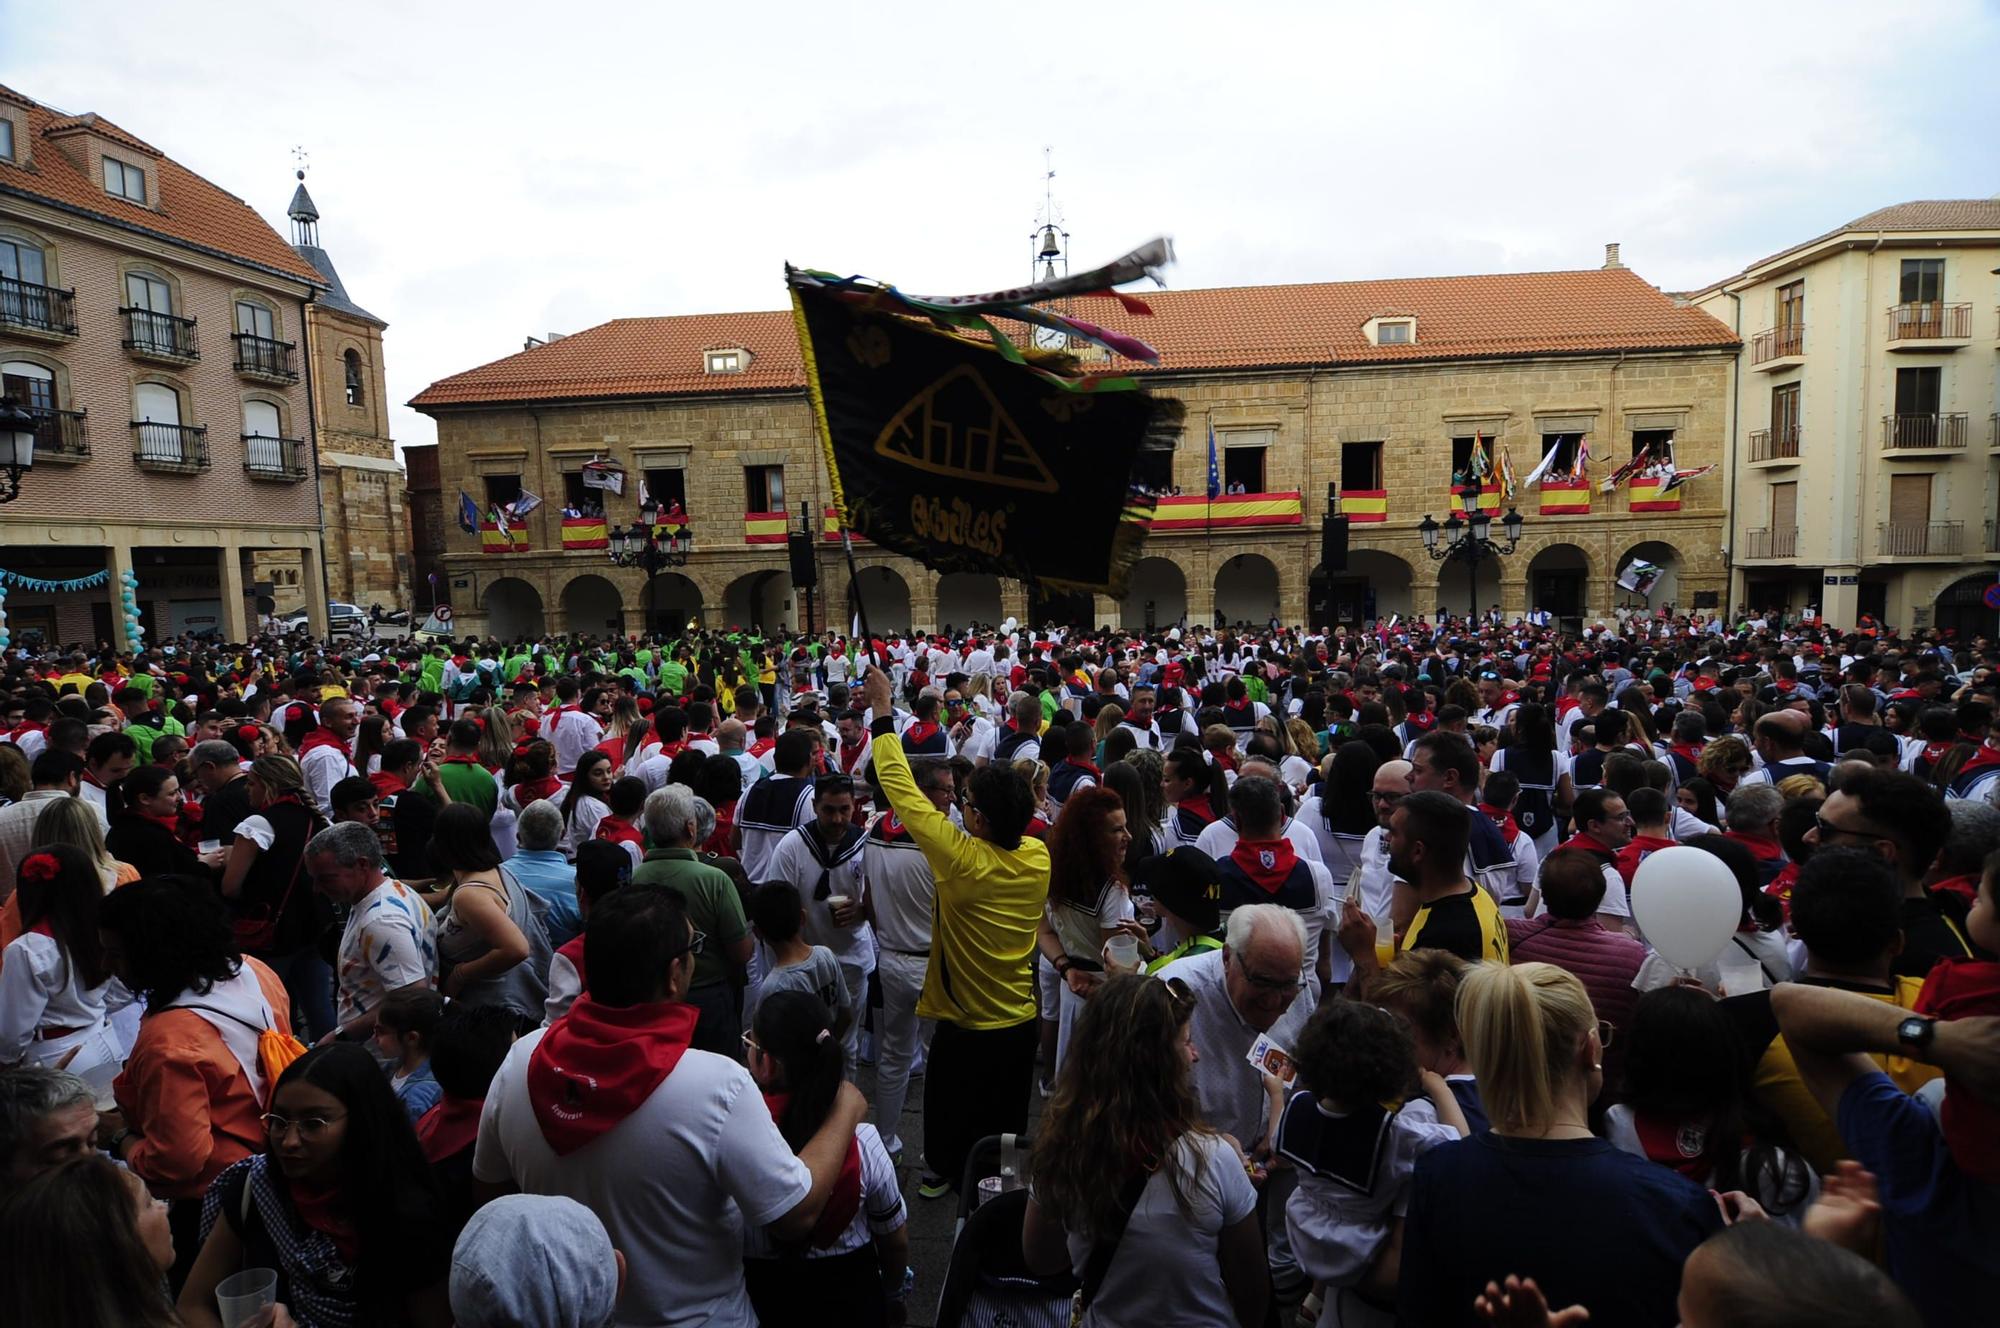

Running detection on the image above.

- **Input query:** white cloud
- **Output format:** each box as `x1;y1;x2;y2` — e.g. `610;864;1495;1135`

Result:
10;0;1998;456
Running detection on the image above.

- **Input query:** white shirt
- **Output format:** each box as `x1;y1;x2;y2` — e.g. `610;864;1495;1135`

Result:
1193;815;1325;866
473;1035;811;1328
299;742;356;820
548;708;606;776
1155;948;1313;1149
0;929;130;1063
743;1122;905;1260
334;880;435;1027
765;827;874;969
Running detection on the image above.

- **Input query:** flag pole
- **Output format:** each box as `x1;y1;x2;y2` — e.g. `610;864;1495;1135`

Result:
839;527;876;671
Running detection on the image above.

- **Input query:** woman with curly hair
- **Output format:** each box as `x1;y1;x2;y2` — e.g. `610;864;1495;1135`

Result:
1034;786;1134;1078
1697;735;1753;799
1022;974;1266;1328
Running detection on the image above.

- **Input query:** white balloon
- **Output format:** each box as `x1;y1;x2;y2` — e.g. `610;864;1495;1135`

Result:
1000;617;1019;635
1629;845;1743;970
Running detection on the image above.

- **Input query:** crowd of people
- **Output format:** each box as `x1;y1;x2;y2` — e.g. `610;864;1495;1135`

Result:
0;605;1996;1327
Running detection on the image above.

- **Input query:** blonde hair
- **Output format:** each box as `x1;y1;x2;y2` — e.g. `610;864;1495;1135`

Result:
247;754;307;797
1093;704;1125;744
1284;718;1320;761
1013;757;1050;798
1456;961;1596;1133
477;705;516;771
32;796;118;884
1775;773;1826;801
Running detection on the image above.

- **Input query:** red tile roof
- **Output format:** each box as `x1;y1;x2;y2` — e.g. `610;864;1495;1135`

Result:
0;87;322;286
1714;199;2000;285
411;266;1737;409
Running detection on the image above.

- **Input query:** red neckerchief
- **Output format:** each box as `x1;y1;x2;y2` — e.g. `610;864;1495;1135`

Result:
1630;1110;1721;1181
513;775;563;805
686;731;713;745
1403;711;1436;734
415;1095;486;1164
131;809;182;838
1561;830;1617;863
748;737;776;758
1919;740;1953;770
441;754;482;767
1229;837;1299;893
1764;862;1800;919
528;995;700;1155
655;739;688;761
1501;689;1521;706
1960;745;2000;775
1175;794;1218;826
82;768;110;791
1668;741;1705;765
287;1177;360;1262
1929;872;1981;915
556;933;587;993
873;810;912;841
295;727;351;763
1477;803;1520;845
6;719;46;742
1692;675;1718;692
1724;829;1785;862
702;801;736;856
1224;698;1252;716
903;719;942;747
764;1092;862;1247
1024;813;1050;840
838;737;867;773
1556;696;1581;716
596;815;643;849
369;771;409;799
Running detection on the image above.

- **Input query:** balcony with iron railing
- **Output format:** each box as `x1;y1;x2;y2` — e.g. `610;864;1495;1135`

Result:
1748;424;1802;464
1882;413;1968;452
1877;520;1963;557
120;307;200;363
1741;527;1798;560
1885;301;1972;349
1987;520;2000;555
242;433;309;481
0;276;78;340
1750;324;1805;369
231;333;299;384
25;406;88;463
130;421;209;473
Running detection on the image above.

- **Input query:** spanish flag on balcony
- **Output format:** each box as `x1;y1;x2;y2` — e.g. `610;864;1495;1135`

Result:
1628;477;1681;512
1145;492;1304;531
1342;489;1388;524
1539;481;1591;515
561;517;609;550
1450;487;1502;515
744;511;789;544
479;520;530;553
820;507;871;544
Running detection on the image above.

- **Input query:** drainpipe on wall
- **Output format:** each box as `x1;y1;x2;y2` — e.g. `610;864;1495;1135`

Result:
1721;286;1742;622
303;293;332;634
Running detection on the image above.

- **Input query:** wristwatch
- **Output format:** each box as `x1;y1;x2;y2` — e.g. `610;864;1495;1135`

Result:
1052;955;1074;977
1896;1015;1937;1055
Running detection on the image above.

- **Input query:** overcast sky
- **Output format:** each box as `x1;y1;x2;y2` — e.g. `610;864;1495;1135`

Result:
9;1;1998;454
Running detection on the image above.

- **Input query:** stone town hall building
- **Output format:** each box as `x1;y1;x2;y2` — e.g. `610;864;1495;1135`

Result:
412;248;1737;639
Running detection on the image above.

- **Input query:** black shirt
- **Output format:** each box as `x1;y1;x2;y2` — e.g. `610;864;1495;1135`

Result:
203;774;254;845
1893;895;1973;979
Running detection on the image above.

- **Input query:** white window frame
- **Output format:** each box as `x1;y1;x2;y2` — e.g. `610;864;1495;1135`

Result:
1376;320;1414;345
706;349;744;374
104;157;146;202
0;119;14;163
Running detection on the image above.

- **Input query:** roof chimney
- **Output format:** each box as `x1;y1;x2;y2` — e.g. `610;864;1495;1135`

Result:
1603;243;1623;269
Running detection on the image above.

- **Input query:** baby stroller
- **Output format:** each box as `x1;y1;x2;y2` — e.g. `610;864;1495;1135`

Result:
933;1133;1077;1328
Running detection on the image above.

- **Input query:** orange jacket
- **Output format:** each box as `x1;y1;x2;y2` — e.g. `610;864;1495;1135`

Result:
113;957;291;1200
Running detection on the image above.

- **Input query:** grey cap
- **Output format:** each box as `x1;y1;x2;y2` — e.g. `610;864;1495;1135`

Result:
449;1194;619;1328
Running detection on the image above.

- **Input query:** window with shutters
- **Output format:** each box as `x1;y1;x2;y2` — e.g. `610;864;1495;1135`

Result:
1340;442;1382;491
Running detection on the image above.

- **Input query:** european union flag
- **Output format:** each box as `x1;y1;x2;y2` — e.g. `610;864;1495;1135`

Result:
457;490;479;535
1206;424;1221;500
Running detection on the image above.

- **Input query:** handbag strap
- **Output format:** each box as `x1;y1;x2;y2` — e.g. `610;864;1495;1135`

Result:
1730;933;1783;985
1076;1169;1150;1316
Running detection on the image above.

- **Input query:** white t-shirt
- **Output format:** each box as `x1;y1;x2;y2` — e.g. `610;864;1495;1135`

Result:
473;1033;812;1328
1056;1131;1259;1328
334;880;435;1027
742;1122;904;1259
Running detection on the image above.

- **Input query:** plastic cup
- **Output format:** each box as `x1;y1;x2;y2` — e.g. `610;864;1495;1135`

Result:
1105;934;1140;973
1372;913;1396;968
827;894;851;912
199;838;222;854
215;1268;277;1328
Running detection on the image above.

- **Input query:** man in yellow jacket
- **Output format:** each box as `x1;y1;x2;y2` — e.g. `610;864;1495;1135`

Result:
861;664;1047;1198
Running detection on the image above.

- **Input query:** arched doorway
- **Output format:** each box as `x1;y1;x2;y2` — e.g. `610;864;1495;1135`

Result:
1030;587;1094;629
1214;553;1280;628
561;574;623;637
1121;557;1188;631
1310;549;1414;630
1614;540;1681;615
1935;573;2000;642
724;570;792;634
639;573;703;634
1527;544;1590;633
936;573;1002;632
848;566;913;636
482;577;545;640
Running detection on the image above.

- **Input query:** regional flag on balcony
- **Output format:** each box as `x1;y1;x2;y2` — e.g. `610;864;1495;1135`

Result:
821;507;871;544
479;520;530;553
744;512;789;544
561;517;609;550
1450;487;1502;515
1146;493;1304;530
1342;490;1388;523
1539;481;1591;515
788;246;1177;594
1628;477;1681;512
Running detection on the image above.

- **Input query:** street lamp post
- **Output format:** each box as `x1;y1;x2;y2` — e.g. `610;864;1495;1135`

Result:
609;517;689;636
0;397;38;505
1419;483;1524;623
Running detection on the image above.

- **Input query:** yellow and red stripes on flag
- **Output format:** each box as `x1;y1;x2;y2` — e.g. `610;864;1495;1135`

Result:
1450;488;1502;515
561;517;608;550
744;511;789;544
479;521;530;553
1628;477;1682;512
820;507;871;544
1538;481;1591;515
1145;491;1304;531
1342;489;1388;524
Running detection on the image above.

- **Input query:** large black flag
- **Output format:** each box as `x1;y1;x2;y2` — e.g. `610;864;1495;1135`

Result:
791;279;1177;594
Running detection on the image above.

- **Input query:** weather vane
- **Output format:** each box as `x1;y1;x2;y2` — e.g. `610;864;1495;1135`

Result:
292;145;309;177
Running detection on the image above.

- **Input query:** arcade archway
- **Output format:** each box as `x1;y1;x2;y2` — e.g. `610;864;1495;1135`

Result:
561;574;622;637
1527;543;1591;632
642;573;704;633
848;566;913;636
936;573;1002;631
1614;540;1681;613
483;577;545;640
724;570;792;634
1121;557;1188;631
1214;553;1280;628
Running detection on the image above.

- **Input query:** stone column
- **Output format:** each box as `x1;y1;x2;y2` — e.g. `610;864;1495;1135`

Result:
299;543;329;636
1000;580;1030;628
218;544;249;642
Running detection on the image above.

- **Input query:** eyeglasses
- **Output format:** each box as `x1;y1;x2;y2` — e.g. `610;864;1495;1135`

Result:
1596;1020;1616;1049
741;1032;761;1056
1369;791;1402;805
261;1111;346;1141
1237;962;1306;995
1814;813;1888;844
672;929;707;959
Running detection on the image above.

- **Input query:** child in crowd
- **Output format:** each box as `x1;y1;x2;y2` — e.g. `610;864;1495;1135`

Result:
748;881;855;1039
741;990;909;1326
1910;846;2000;1183
374;985;445;1122
593;776;648;869
1279;999;1468;1328
415;1001;521;1237
542;839;633;1026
